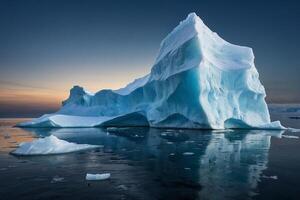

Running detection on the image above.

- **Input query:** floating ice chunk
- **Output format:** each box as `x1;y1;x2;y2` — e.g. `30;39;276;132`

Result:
262;175;278;180
288;128;300;133
51;176;65;183
86;173;111;181
185;140;195;143
282;135;299;139
183;152;195;156
11;135;100;155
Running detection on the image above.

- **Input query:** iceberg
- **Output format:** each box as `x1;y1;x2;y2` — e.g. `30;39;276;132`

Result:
11;135;100;155
18;13;284;129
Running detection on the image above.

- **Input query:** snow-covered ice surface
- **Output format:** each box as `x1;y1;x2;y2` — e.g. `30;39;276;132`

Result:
18;13;283;129
114;74;150;95
11;135;100;155
17;114;112;128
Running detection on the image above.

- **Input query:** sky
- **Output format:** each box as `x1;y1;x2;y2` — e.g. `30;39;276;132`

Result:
0;0;299;117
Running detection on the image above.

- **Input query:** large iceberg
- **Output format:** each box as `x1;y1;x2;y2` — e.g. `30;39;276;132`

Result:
18;13;283;129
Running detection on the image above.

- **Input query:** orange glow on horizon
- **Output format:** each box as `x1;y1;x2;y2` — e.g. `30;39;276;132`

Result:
0;69;149;110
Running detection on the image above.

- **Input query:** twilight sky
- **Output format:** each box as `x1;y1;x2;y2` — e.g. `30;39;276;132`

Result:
0;0;299;117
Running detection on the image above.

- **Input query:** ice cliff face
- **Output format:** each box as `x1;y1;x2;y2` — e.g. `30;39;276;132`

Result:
18;13;283;129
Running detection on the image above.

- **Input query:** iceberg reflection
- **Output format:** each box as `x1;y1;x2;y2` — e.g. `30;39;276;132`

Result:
20;127;283;200
198;130;283;199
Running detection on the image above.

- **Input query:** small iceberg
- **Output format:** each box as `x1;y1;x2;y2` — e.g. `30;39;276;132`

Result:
51;176;65;183
282;135;299;139
11;135;100;155
86;173;111;181
183;152;195;156
288;128;300;133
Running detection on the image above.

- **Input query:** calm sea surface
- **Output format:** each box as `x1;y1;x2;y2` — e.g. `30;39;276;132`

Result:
0;107;300;200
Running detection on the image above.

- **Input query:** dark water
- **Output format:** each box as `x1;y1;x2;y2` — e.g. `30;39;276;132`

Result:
0;111;299;200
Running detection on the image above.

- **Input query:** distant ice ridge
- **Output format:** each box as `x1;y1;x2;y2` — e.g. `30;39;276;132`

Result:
11;135;100;155
18;13;284;129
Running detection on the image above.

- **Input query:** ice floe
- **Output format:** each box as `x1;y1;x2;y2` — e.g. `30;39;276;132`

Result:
11;135;100;155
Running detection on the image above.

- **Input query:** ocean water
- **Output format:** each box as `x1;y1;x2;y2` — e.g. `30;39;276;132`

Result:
0;107;299;200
